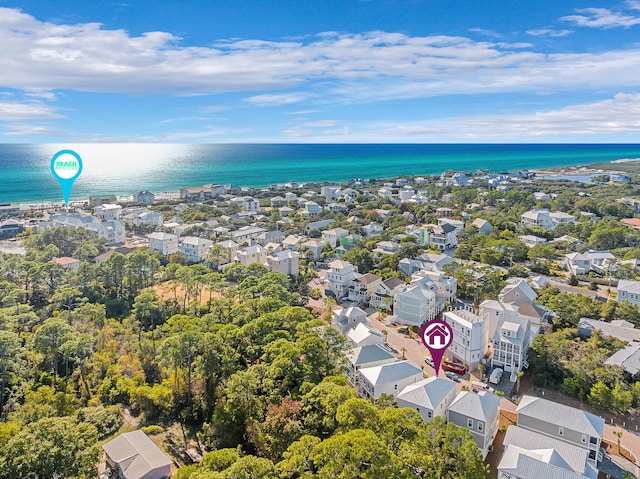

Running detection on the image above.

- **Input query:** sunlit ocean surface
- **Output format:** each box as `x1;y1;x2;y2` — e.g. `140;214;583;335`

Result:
1;143;639;205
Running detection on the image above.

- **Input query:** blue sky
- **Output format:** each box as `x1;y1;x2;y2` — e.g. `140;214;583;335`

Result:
1;0;640;142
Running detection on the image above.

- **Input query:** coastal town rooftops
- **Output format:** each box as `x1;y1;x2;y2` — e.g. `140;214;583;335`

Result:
618;279;640;295
604;342;640;376
448;390;500;422
516;395;604;438
102;430;172;479
346;344;396;367
396;377;456;410
503;426;595;477
358;360;423;386
498;445;593;479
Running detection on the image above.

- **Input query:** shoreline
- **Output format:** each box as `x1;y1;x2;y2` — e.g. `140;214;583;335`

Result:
3;160;638;211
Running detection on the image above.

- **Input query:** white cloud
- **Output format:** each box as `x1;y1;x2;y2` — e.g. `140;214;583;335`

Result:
0;6;639;107
304;120;338;127
526;28;572;37
0;101;63;120
561;7;640;29
373;93;640;140
243;93;311;106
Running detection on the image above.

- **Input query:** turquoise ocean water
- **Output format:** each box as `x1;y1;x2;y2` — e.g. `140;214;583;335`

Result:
1;143;640;205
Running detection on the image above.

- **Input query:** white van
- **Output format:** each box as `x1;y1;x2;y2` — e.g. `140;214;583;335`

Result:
471;381;494;392
489;368;503;385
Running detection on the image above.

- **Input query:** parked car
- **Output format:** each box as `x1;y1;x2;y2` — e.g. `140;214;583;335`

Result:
444;371;461;382
442;361;467;375
471;381;494;393
424;356;434;367
489;367;503;385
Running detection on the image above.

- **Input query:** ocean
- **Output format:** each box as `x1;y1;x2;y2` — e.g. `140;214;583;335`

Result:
1;143;640;205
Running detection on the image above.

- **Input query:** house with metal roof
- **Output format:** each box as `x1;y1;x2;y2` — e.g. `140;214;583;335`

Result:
356;360;423;400
345;322;385;348
516;395;604;467
498;425;598;479
344;344;396;386
446;390;501;458
396;377;457;424
102;430;172;479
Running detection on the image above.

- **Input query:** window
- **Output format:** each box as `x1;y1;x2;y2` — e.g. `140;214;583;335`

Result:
559;427;564;436
590;436;598;445
427;411;432;418
478;422;484;432
467;418;473;428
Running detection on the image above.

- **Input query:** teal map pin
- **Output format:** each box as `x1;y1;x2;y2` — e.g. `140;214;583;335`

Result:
51;150;82;207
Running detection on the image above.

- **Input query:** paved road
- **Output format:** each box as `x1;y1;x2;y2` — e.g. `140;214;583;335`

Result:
365;310;639;477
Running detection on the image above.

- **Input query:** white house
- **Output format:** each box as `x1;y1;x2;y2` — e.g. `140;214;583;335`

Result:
549;211;576;227
499;426;599;479
301;201;323;217
392;282;437;327
426;223;458;251
396;377;457;424
179;236;213;263
345;322;386;348
325;260;358;299
322;227;349;247
357;360;423;400
132;190;155;204
332;306;369;335
491;314;530;378
231;196;259;213
362;223;384;237
583;250;616;275
235;244;268;266
347;273;383;304
443;309;488;371
370;277;406;310
564;252;591;275
102;430;172;479
617;280;640;306
518;235;547;248
516;395;604;467
321;185;340;199
122;208;164;227
52;256;81;272
94;203;122;221
147;232;179;256
266;249;299;275
232;226;266;244
41;212;125;245
447;391;501;458
345;344;397;386
86;220;126;245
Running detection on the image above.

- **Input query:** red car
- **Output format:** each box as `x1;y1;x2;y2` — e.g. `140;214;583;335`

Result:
442;361;466;375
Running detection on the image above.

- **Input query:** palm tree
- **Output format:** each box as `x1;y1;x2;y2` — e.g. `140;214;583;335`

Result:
400;347;407;360
515;370;524;394
614;430;623;455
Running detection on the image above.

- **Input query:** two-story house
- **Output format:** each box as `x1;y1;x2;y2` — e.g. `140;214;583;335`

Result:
396;377;457;424
516;395;604;467
357;360;424;400
147;232;179;256
179;237;214;263
345;344;396;386
447;391;501;458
